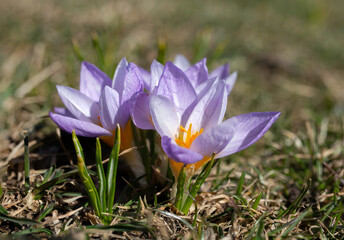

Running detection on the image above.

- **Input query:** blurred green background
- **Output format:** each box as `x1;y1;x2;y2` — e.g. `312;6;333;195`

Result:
1;0;343;145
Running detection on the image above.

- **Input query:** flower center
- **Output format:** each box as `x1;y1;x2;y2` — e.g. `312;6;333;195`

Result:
175;123;203;149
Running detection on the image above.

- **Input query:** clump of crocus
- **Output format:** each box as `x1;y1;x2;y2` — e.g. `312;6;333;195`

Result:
132;57;280;212
50;59;145;180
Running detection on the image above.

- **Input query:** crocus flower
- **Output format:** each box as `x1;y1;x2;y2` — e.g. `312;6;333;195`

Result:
50;58;143;147
132;56;237;130
50;59;146;182
145;66;280;192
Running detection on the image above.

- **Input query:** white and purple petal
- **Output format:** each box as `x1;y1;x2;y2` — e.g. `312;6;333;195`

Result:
121;63;144;105
190;121;234;157
185;79;227;131
185;58;209;89
49;112;112;137
216;112;281;158
173;54;191;71
149;95;179;138
150;60;164;92
131;92;155;130
209;63;230;80
112;57;128;93
137;66;152;92
53;107;74;118
99;86;122;131
224;72;237;94
156;62;197;119
79;62;112;102
56;85;100;124
161;136;203;165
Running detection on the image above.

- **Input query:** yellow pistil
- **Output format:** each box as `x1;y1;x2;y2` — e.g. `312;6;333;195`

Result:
175;124;203;149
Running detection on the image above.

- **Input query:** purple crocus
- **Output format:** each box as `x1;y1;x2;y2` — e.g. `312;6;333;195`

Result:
131;55;237;130
136;63;280;185
50;58;143;149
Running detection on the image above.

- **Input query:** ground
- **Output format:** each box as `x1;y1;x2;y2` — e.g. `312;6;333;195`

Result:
0;0;344;239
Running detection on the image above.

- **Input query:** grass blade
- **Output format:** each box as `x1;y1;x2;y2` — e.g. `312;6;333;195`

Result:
95;138;107;216
92;33;105;70
0;205;8;215
252;191;263;210
277;178;311;219
235;172;246;195
174;165;186;210
154;209;195;232
72;131;102;218
0;212;39;225
38;202;55;221
32;169;78;197
86;222;150;232
281;207;311;237
13;228;53;236
106;125;120;215
157;38;166;63
24;130;30;188
181;155;215;214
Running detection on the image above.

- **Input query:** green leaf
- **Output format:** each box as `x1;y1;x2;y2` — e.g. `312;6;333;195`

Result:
181;155;215;214
106;125;120;215
95;138;107;217
72;131;102;218
175;165;186;210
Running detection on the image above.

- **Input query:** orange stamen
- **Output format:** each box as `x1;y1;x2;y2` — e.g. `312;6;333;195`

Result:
175;123;203;149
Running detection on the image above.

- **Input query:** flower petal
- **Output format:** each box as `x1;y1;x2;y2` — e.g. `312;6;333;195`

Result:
209;63;230;80
149;95;179;138
79;62;112;102
156;62;197;119
173;54;191;71
53;107;74;118
99;86;121;131
185;58;209;89
49;112;112;137
137;66;151;92
57;85;100;124
190;121;234;157
121;63;144;105
150;59;164;92
216;112;281;158
185;79;227;131
112;57;128;92
131;92;155;130
224;72;237;94
161;136;203;164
